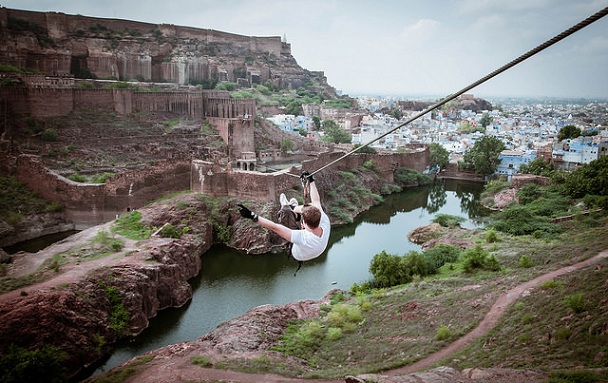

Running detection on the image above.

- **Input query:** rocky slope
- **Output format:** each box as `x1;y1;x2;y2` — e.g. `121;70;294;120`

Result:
0;193;214;380
0;7;336;95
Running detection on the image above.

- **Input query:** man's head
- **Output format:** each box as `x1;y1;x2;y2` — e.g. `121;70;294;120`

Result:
301;204;321;229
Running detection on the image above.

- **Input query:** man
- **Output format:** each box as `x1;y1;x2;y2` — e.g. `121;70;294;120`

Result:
237;172;331;262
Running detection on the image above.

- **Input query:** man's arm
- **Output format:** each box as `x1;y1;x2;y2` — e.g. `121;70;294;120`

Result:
308;180;322;210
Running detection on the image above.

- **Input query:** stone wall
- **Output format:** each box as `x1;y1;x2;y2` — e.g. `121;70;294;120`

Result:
0;86;255;119
14;155;191;228
191;149;430;202
0;8;289;85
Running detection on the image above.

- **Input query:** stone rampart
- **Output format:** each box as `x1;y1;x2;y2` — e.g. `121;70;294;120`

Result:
191;149;430;202
0;86;255;119
14;155;192;228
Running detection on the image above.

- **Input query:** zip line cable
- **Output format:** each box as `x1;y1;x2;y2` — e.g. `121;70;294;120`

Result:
306;6;608;177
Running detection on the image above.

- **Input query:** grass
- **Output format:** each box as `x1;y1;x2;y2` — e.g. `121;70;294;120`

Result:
0;227;129;293
446;255;608;371
209;213;608;378
0;177;63;223
86;355;155;383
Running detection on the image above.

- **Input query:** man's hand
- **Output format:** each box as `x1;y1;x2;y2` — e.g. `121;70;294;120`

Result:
300;171;314;183
237;203;258;221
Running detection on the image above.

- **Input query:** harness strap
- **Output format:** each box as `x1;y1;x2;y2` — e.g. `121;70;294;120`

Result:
293;260;303;277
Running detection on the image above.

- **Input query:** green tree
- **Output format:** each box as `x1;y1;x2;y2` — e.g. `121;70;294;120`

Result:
462;135;506;177
280;138;295;153
429;143;449;169
519;157;553;176
563;155;608;198
557;125;581;142
353;143;377;154
312;116;321;130
479;113;493;128
390;108;403;120
322;119;351;144
369;250;412;288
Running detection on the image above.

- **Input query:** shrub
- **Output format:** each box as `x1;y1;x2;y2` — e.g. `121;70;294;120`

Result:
112;211;151;240
518;255;533;268
369;250;412;288
326;327;343;341
547;370;608;383
159;223;181;239
461;245;501;273
563;293;587;314
68;173;87;183
485;228;499;243
435;326;452;341
0;344;68;383
394;168;432;186
362;160;375;169
109;240;124;252
190;355;212;368
490;205;563;236
433;214;466;228
422;244;460;274
90;172;115;183
404;250;428;277
41;128;58;141
103;284;130;336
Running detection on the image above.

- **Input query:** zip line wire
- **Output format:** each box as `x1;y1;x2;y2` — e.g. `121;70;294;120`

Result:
304;6;608;177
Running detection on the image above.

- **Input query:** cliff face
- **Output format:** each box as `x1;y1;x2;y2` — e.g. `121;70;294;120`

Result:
0;193;214;379
0;7;331;91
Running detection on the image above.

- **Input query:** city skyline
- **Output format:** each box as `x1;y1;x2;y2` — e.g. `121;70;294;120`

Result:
3;0;608;99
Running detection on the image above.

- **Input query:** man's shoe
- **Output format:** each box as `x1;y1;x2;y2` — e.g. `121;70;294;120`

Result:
280;193;289;207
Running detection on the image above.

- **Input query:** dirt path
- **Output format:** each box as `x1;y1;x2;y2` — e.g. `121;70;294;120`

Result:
5;235;607;382
387;249;608;376
116;248;608;383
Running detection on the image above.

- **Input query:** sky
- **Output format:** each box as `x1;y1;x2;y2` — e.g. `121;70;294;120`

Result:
3;0;608;99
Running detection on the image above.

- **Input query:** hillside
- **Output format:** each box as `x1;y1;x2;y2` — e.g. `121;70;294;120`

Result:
0;7;336;96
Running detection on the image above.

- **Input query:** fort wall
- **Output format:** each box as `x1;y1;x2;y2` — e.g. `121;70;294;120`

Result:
0;86;255;119
14;155;191;228
191;149;430;203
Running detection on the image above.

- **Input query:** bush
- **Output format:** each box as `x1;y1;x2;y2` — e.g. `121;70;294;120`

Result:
461;245;501;273
68;173;87;183
112;211;151;240
518;255;533;268
90;172;115;183
40;128;58;141
563;293;587;314
490;205;563;236
159;223;182;239
0;344;68;383
548;370;608;383
485;228;499;243
369;250;412;288
190;355;212;368
433;214;465;228
435;326;452;341
422;244;460;274
394;168;432;187
103;284;130;336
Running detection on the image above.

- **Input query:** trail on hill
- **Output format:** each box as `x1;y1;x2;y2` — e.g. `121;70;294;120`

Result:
3;230;606;382
109;249;608;383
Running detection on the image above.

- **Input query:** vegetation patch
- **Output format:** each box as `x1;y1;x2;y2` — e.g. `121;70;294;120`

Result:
0;344;68;383
111;211;152;240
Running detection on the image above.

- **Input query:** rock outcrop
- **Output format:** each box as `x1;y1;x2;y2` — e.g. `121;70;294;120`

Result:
0;7;336;95
0;193;213;379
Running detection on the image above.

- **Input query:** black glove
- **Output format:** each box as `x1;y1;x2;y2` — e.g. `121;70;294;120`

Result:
300;171;314;183
237;203;258;221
